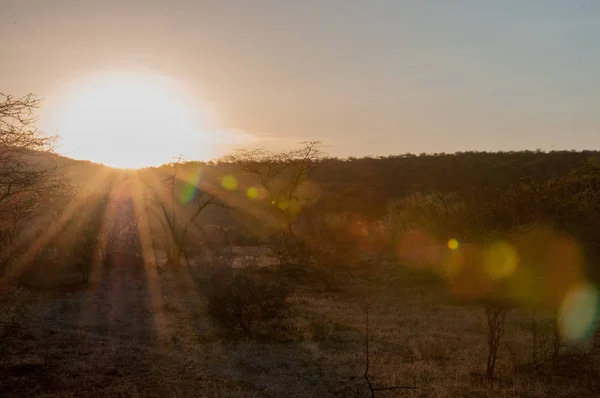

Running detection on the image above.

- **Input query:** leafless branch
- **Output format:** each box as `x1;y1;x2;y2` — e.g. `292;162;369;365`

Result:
363;300;417;397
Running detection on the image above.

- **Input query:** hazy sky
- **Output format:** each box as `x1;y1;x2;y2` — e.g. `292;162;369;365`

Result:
1;0;599;160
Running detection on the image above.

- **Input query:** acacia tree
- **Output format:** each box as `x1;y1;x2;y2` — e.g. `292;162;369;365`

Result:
225;141;325;235
0;93;64;275
383;191;467;244
224;142;325;271
144;159;225;268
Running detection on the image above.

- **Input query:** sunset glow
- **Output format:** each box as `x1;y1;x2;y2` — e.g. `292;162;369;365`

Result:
3;2;600;395
47;72;222;168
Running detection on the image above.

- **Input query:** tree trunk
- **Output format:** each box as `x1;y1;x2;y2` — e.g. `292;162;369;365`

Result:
485;303;508;380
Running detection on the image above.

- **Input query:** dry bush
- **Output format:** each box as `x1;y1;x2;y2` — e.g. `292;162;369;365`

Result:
198;264;292;337
269;228;356;291
411;335;452;362
484;302;510;379
270;231;313;267
10;252;88;292
0;280;35;354
516;309;600;382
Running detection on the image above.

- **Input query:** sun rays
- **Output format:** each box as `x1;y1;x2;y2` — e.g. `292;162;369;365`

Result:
10;163;264;340
130;176;169;341
6;155;599;350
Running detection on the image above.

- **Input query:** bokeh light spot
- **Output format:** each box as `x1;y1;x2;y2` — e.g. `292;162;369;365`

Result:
246;186;258;199
179;166;202;203
221;175;237;190
396;228;439;269
448;238;459;250
559;283;600;343
484;241;519;280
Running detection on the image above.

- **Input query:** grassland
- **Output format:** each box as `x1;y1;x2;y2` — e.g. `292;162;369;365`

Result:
1;254;598;397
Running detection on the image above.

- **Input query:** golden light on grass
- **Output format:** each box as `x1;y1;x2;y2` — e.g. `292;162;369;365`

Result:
131;177;168;341
47;71;219;169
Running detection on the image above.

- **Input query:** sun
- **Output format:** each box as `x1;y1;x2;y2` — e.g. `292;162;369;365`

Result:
46;72;220;169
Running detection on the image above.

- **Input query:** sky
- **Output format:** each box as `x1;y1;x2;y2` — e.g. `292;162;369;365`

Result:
1;0;599;163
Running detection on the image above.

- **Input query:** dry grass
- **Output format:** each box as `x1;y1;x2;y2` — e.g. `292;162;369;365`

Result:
1;258;598;397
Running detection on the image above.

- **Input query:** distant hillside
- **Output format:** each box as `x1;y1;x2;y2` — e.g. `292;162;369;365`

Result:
307;150;600;216
45;149;600;225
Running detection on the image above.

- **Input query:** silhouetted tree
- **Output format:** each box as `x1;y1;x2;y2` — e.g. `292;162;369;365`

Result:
224;141;325;235
0;92;65;276
144;158;226;268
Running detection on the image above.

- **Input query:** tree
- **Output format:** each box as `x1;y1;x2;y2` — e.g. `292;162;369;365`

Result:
201;265;291;337
484;300;510;379
384;191;466;242
223;141;326;276
224;141;325;235
0;92;64;275
144;159;225;268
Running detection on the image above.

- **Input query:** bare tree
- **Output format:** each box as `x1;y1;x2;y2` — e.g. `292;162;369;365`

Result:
0;92;65;275
224;141;325;235
224;141;326;275
483;300;510;380
144;158;226;268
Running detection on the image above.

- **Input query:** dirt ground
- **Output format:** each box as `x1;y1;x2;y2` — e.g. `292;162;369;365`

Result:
1;255;598;397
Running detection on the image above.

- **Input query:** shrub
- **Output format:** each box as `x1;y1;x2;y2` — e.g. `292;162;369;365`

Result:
0;280;34;344
484;302;510;379
201;266;292;337
11;251;89;292
269;230;310;268
517;309;600;380
269;229;355;290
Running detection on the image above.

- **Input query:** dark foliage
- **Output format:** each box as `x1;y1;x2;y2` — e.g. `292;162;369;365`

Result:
201;266;291;337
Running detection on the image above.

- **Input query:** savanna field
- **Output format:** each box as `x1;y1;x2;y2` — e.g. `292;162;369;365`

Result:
2;126;600;396
4;2;600;396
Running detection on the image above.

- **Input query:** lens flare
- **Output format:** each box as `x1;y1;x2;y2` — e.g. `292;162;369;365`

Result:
559;283;600;343
179;165;202;203
221;175;237;190
484;241;519;280
396;228;439;269
246;186;258;199
546;237;585;305
447;238;459;250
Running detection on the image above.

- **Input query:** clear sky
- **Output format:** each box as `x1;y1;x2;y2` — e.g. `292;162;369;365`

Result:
1;0;599;163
